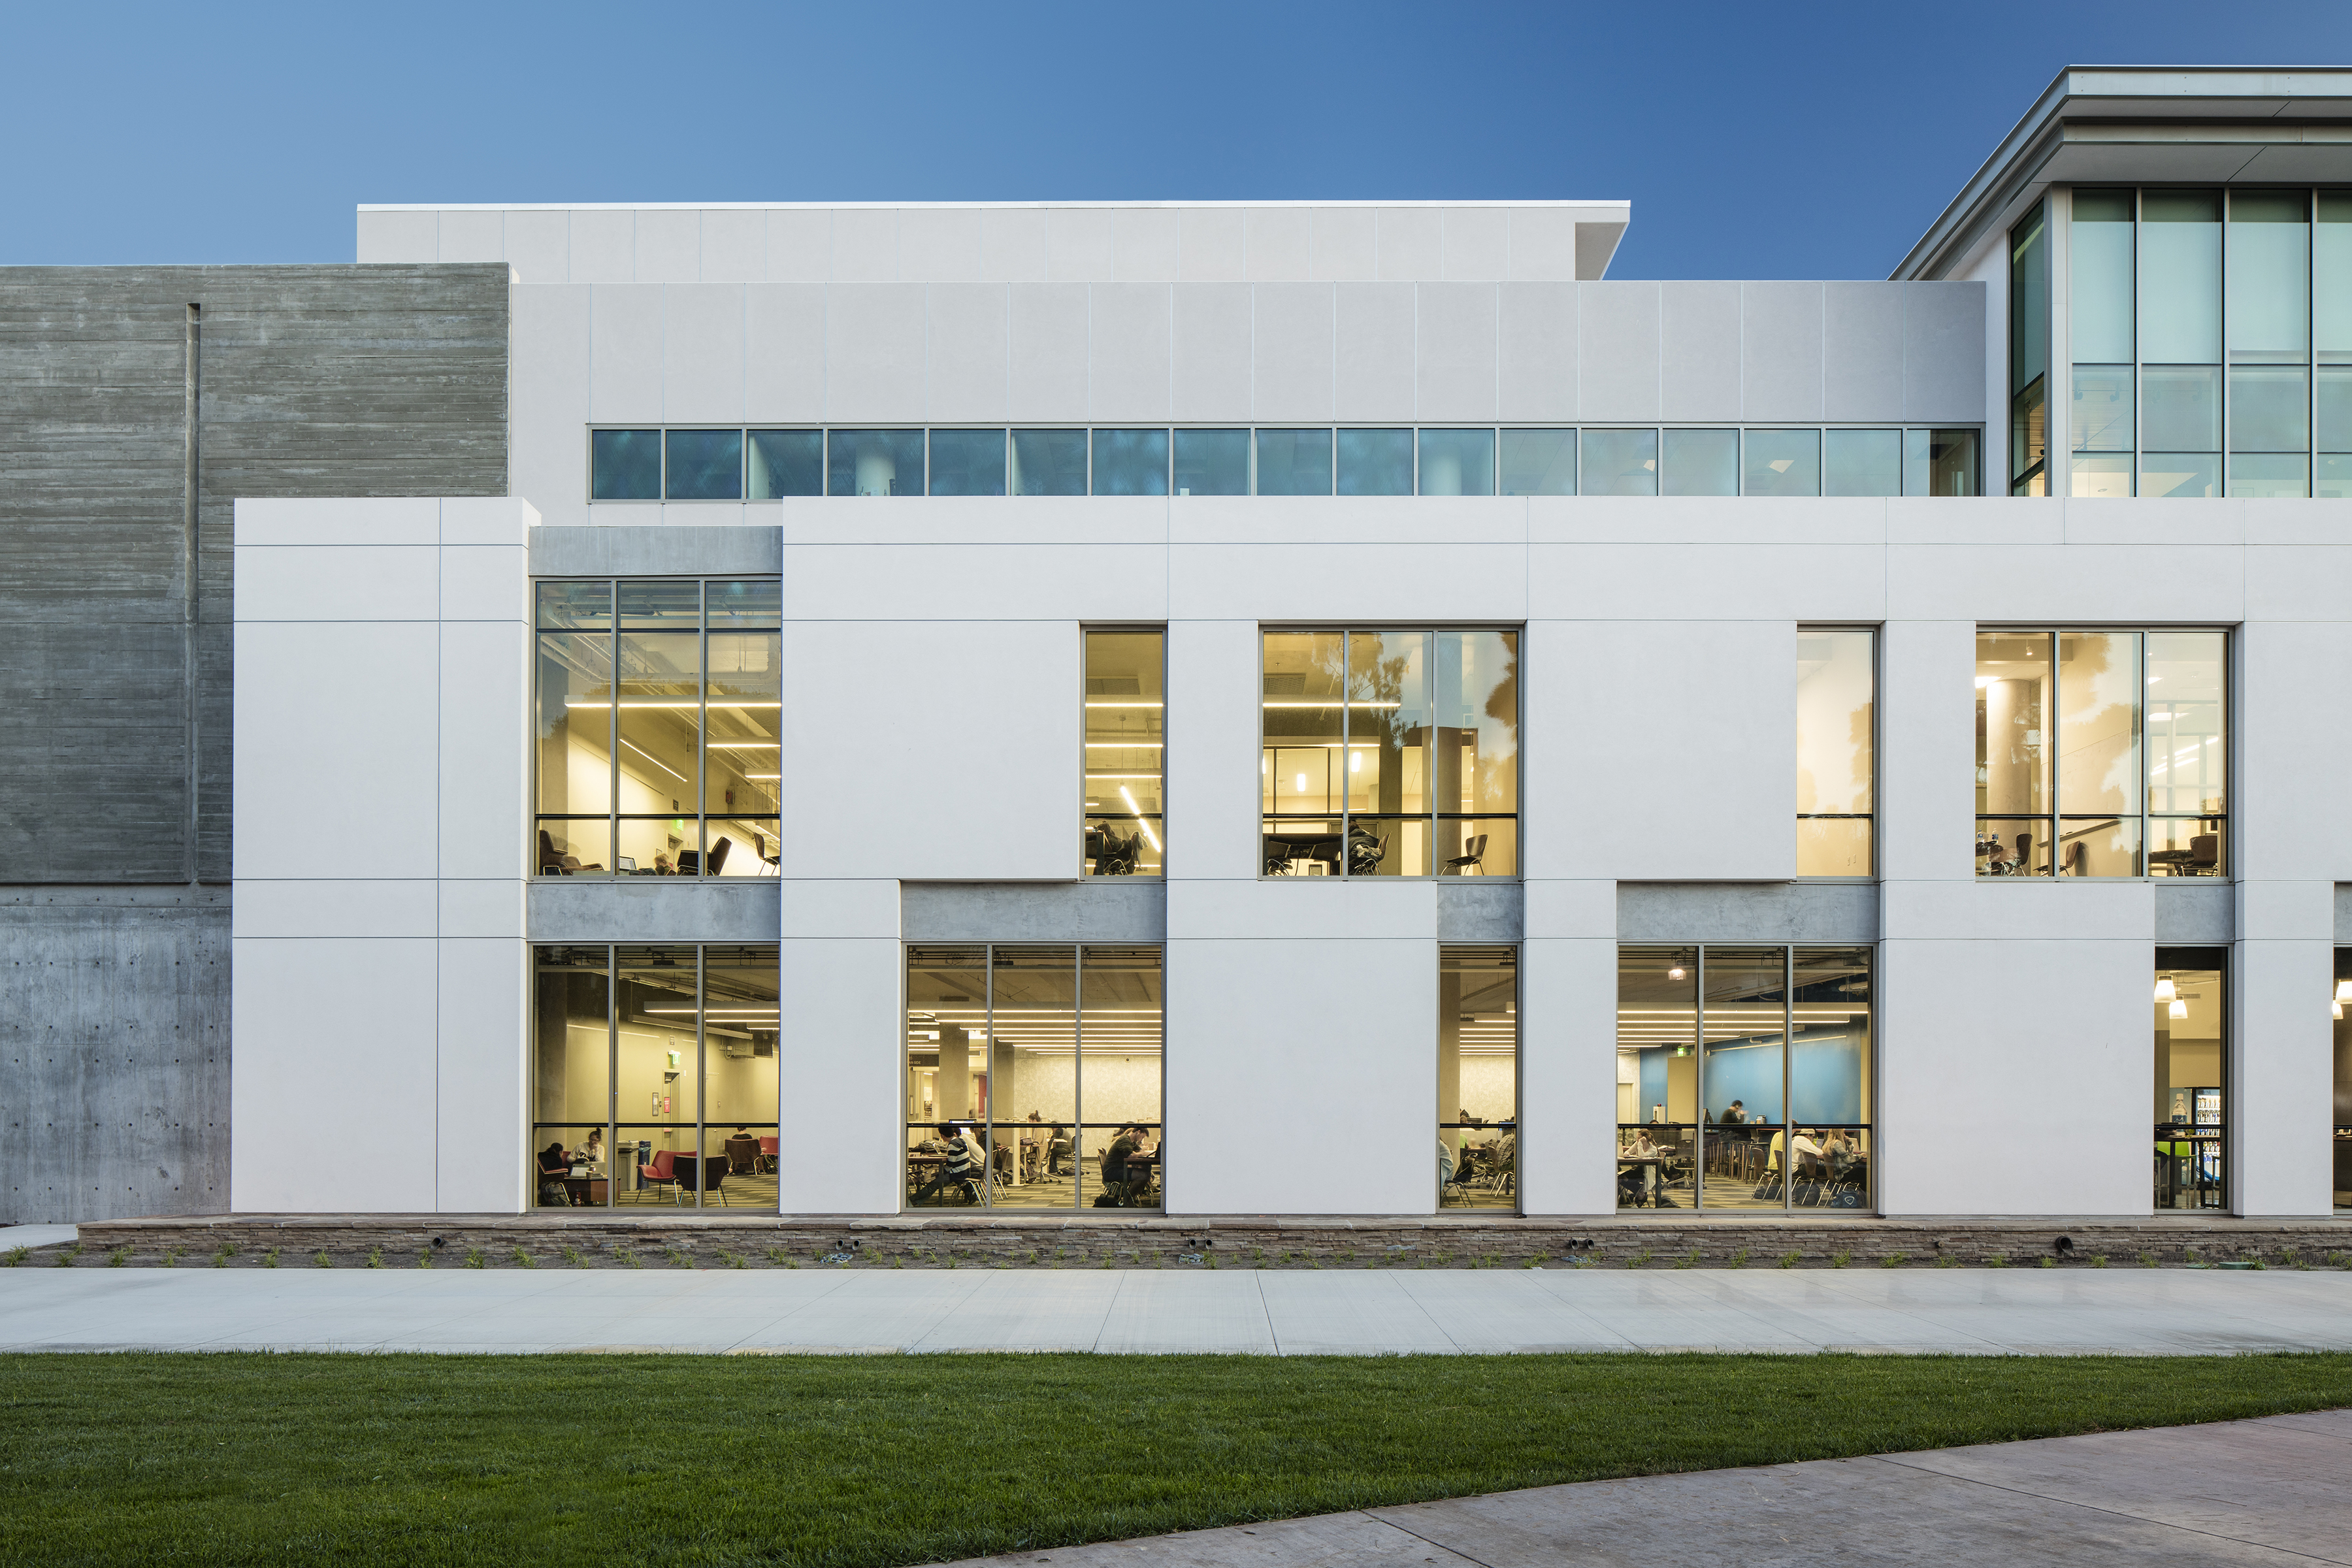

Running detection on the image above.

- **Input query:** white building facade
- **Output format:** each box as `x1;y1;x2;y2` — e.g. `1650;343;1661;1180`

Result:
228;67;2352;1222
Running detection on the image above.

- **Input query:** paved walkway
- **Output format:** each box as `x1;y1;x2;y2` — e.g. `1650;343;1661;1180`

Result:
4;1266;2350;1354
945;1409;2352;1567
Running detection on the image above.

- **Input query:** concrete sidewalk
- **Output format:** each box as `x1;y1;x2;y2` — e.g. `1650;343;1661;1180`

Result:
944;1409;2352;1568
4;1266;2351;1354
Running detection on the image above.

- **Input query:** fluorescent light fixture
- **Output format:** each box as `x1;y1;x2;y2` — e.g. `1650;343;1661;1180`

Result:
1085;741;1164;748
708;742;779;750
1085;701;1164;708
2336;981;2352;1004
745;773;780;780
1974;676;1993;688
1294;772;1307;793
1119;786;1162;851
566;700;782;710
621;738;687;783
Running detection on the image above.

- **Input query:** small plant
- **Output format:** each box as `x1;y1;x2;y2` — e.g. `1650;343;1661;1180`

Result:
1880;1252;1908;1269
1098;1257;1110;1269
563;1245;584;1267
1525;1255;1544;1269
108;1246;131;1268
1829;1250;1852;1269
764;1247;789;1266
1342;1250;1356;1263
1673;1248;1701;1270
417;1249;433;1269
2139;1251;2160;1268
1935;1252;1958;1267
2091;1254;2109;1268
621;1250;644;1269
259;1248;281;1269
1727;1249;1750;1269
666;1246;695;1269
313;1250;333;1269
889;1254;903;1269
1985;1252;2009;1268
1778;1251;1801;1269
212;1245;237;1269
1206;1254;1219;1269
2183;1245;2201;1265
2248;1257;2268;1271
512;1247;537;1269
2280;1247;2305;1269
2;1247;28;1269
365;1249;384;1269
1627;1249;1652;1269
161;1247;182;1269
459;1247;484;1269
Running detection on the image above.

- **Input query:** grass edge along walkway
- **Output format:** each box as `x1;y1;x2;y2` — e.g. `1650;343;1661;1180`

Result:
3;1350;2349;1568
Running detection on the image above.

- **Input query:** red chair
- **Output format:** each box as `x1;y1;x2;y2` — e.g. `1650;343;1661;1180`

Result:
638;1149;681;1205
757;1136;779;1174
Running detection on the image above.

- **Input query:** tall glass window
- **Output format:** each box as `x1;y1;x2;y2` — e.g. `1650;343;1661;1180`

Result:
1439;947;1517;1210
2228;190;2311;497
2154;951;2226;1211
2334;950;2352;1213
1084;629;1164;876
535;579;781;878
1823;429;1901;497
2140;190;2224;498
2319;195;2352;498
1974;629;2225;877
531;943;779;1210
904;944;1162;1211
1796;630;1874;875
1260;628;1518;878
1616;945;1871;1214
1903;429;1981;496
2070;189;2136;497
2010;203;2050;495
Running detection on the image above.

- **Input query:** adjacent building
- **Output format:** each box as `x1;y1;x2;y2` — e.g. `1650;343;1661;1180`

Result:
9;66;2352;1224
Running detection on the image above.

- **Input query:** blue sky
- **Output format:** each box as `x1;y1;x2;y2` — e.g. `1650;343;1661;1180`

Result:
7;1;2351;277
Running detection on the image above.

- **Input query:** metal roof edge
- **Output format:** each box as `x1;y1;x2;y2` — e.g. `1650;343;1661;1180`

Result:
357;199;1634;214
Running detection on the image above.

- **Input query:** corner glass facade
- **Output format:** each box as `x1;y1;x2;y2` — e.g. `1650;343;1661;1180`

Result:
531;944;780;1209
1260;628;1519;877
904;945;1164;1211
2011;203;2050;495
1974;629;2227;877
1616;945;1873;1213
534;579;782;879
2068;187;2352;497
1439;947;1518;1210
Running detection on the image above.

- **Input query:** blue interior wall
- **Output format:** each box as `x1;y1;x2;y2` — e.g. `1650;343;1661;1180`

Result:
1639;1049;1667;1115
1791;1032;1863;1123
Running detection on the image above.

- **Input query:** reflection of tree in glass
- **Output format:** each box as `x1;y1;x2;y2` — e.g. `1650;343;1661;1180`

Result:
1477;640;1519;810
2060;636;2138;808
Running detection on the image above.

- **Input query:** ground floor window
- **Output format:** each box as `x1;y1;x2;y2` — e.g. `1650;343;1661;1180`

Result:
1616;945;1873;1213
1439;946;1517;1209
530;943;779;1209
905;945;1163;1211
2155;948;2227;1211
2338;951;2352;1214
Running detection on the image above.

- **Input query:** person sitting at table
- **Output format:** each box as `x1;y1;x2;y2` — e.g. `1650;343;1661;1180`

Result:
1718;1100;1746;1127
574;1128;603;1170
912;1122;985;1204
1101;1125;1144;1205
1045;1122;1072;1175
536;1141;573;1206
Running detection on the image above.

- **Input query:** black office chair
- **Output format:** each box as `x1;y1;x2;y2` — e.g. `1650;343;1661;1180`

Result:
1092;826;1141;875
2187;834;2219;875
1442;834;1488;875
1345;824;1385;876
1262;839;1292;875
677;836;732;877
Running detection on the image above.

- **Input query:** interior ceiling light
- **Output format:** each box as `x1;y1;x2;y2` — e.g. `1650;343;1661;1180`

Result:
1667;966;1686;981
2153;977;2178;1003
2168;998;2188;1020
2336;981;2352;1004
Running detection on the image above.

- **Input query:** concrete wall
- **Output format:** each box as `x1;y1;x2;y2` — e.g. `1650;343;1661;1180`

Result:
0;266;509;1221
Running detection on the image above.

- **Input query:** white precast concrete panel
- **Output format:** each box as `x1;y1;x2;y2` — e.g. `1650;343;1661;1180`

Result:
779;935;904;1213
230;938;439;1212
1166;619;1262;883
775;621;1079;881
1416;283;1499;421
1516;937;1618;1214
926;282;1012;423
1497;284;1577;421
1252;284;1337;422
1879;897;2154;1217
744;284;827;423
1008;283;1089;422
512;284;592;528
1089;285;1173;423
781;543;1165;622
233;620;439;882
1878;617;1978;883
825;284;928;422
437;937;528;1212
661;282;748;425
1527;619;1795;882
1171;532;1528;625
2237;619;2352;882
1333;284;1415;422
2234;935;2334;1215
438;614;527;883
1166;936;1437;1214
587;285;663;423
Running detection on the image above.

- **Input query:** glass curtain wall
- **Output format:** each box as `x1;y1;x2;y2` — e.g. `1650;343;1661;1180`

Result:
1438;947;1518;1210
2012;203;2050;495
1616;945;1872;1213
534;580;781;879
1974;630;2226;877
2153;950;2227;1211
1260;629;1518;877
2066;188;2352;497
1796;629;1875;875
2334;950;2352;1213
529;943;779;1209
1083;630;1164;875
903;945;1163;1211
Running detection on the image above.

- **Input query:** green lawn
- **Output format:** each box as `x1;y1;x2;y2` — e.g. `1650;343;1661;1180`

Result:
3;1352;2347;1567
